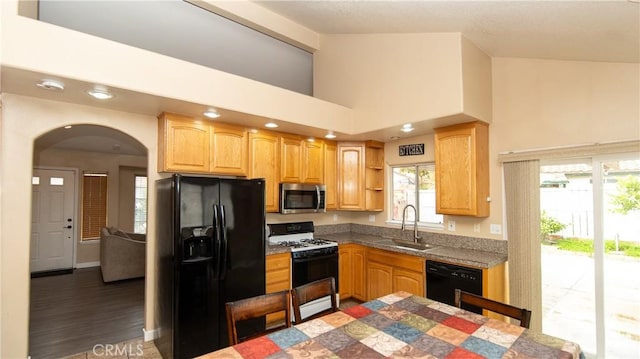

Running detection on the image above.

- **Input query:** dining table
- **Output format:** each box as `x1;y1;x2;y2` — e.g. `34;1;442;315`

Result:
198;291;583;359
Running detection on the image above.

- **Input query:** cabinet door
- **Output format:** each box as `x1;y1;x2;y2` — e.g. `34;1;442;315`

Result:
338;246;352;300
265;253;291;325
367;261;393;300
280;135;303;183
324;142;338;210
338;144;365;210
393;268;424;297
211;123;248;176
159;113;210;173
435;121;489;217
302;140;324;184
351;247;367;301
249;131;280;213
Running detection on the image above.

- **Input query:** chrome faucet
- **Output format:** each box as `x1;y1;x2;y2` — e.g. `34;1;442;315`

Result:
401;204;421;243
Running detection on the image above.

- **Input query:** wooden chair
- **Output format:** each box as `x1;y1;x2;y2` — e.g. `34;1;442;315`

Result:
225;290;291;345
291;277;338;324
454;289;532;328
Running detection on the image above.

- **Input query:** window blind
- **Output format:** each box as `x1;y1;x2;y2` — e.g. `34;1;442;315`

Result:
82;173;107;240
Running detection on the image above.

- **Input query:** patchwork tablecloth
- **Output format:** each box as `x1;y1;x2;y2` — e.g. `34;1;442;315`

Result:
199;291;583;359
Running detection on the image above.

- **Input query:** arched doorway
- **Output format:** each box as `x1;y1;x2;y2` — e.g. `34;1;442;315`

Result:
29;124;148;358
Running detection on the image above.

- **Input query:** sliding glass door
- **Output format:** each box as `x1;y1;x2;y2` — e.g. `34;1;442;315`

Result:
540;154;640;358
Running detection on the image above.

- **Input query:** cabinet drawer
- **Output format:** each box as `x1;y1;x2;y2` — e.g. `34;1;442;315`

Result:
266;282;289;294
266;268;290;285
266;253;290;271
367;248;424;273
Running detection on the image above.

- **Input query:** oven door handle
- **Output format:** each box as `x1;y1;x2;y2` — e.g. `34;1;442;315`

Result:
315;185;321;211
292;253;337;263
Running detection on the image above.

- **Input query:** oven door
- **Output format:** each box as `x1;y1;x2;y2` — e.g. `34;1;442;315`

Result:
292;252;339;289
291;249;339;321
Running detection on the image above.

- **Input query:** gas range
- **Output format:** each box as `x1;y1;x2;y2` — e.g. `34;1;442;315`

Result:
268;221;340;320
267;221;338;253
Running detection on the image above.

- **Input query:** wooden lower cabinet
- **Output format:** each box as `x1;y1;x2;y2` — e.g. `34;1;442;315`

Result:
338;244;367;301
366;248;425;300
265;253;290;325
366;261;393;299
393;268;424;296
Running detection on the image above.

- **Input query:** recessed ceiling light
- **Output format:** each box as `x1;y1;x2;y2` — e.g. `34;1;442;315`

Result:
64;125;72;129
87;86;113;100
325;131;337;139
36;79;65;92
400;123;414;133
389;136;400;140
203;109;220;119
265;122;278;128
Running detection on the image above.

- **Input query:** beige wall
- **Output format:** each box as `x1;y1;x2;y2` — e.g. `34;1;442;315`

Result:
33;148;147;264
0;94;160;358
351;58;640;240
1;0;354;136
462;37;493;123
313;33;493;131
492;57;640;153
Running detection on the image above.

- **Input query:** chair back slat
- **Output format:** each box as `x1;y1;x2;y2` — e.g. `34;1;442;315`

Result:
291;277;338;324
225;290;291;345
454;289;532;328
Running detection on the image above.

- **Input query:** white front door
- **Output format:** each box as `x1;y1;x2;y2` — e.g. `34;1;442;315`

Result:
31;168;75;273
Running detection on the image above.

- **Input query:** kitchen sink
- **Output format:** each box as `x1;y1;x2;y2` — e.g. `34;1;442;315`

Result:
391;238;436;251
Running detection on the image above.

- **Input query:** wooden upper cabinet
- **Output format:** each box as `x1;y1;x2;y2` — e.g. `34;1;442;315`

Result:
249;130;280;213
280;135;325;185
280;134;303;183
210;123;248;176
337;143;365;210
434;121;490;217
158;112;211;173
301;140;324;184
323;141;338;210
337;141;384;211
158;112;248;176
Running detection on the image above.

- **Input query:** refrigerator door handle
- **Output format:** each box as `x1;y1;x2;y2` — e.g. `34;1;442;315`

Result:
220;204;229;280
213;204;222;279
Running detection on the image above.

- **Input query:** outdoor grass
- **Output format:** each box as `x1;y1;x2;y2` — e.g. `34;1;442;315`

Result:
546;238;640;258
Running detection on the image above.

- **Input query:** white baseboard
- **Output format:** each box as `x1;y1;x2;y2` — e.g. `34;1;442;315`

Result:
144;327;160;342
75;261;100;268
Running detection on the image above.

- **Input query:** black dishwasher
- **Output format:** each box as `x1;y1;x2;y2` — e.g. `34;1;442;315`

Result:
426;260;483;314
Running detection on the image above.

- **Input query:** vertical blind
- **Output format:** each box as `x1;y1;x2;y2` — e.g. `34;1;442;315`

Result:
503;160;542;331
82;173;107;240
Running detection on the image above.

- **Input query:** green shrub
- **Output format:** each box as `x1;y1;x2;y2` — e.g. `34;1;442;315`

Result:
541;211;567;241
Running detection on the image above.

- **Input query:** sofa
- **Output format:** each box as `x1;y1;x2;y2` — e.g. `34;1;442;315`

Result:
100;227;146;282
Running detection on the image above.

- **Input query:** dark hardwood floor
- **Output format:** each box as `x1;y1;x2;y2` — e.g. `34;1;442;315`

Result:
29;267;144;359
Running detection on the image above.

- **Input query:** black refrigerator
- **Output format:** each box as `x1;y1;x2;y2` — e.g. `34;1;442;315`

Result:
155;174;266;359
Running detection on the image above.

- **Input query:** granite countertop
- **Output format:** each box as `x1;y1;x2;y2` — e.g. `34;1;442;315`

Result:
268;232;507;269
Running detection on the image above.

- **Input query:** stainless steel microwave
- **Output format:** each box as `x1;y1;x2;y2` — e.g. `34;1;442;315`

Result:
279;183;326;214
